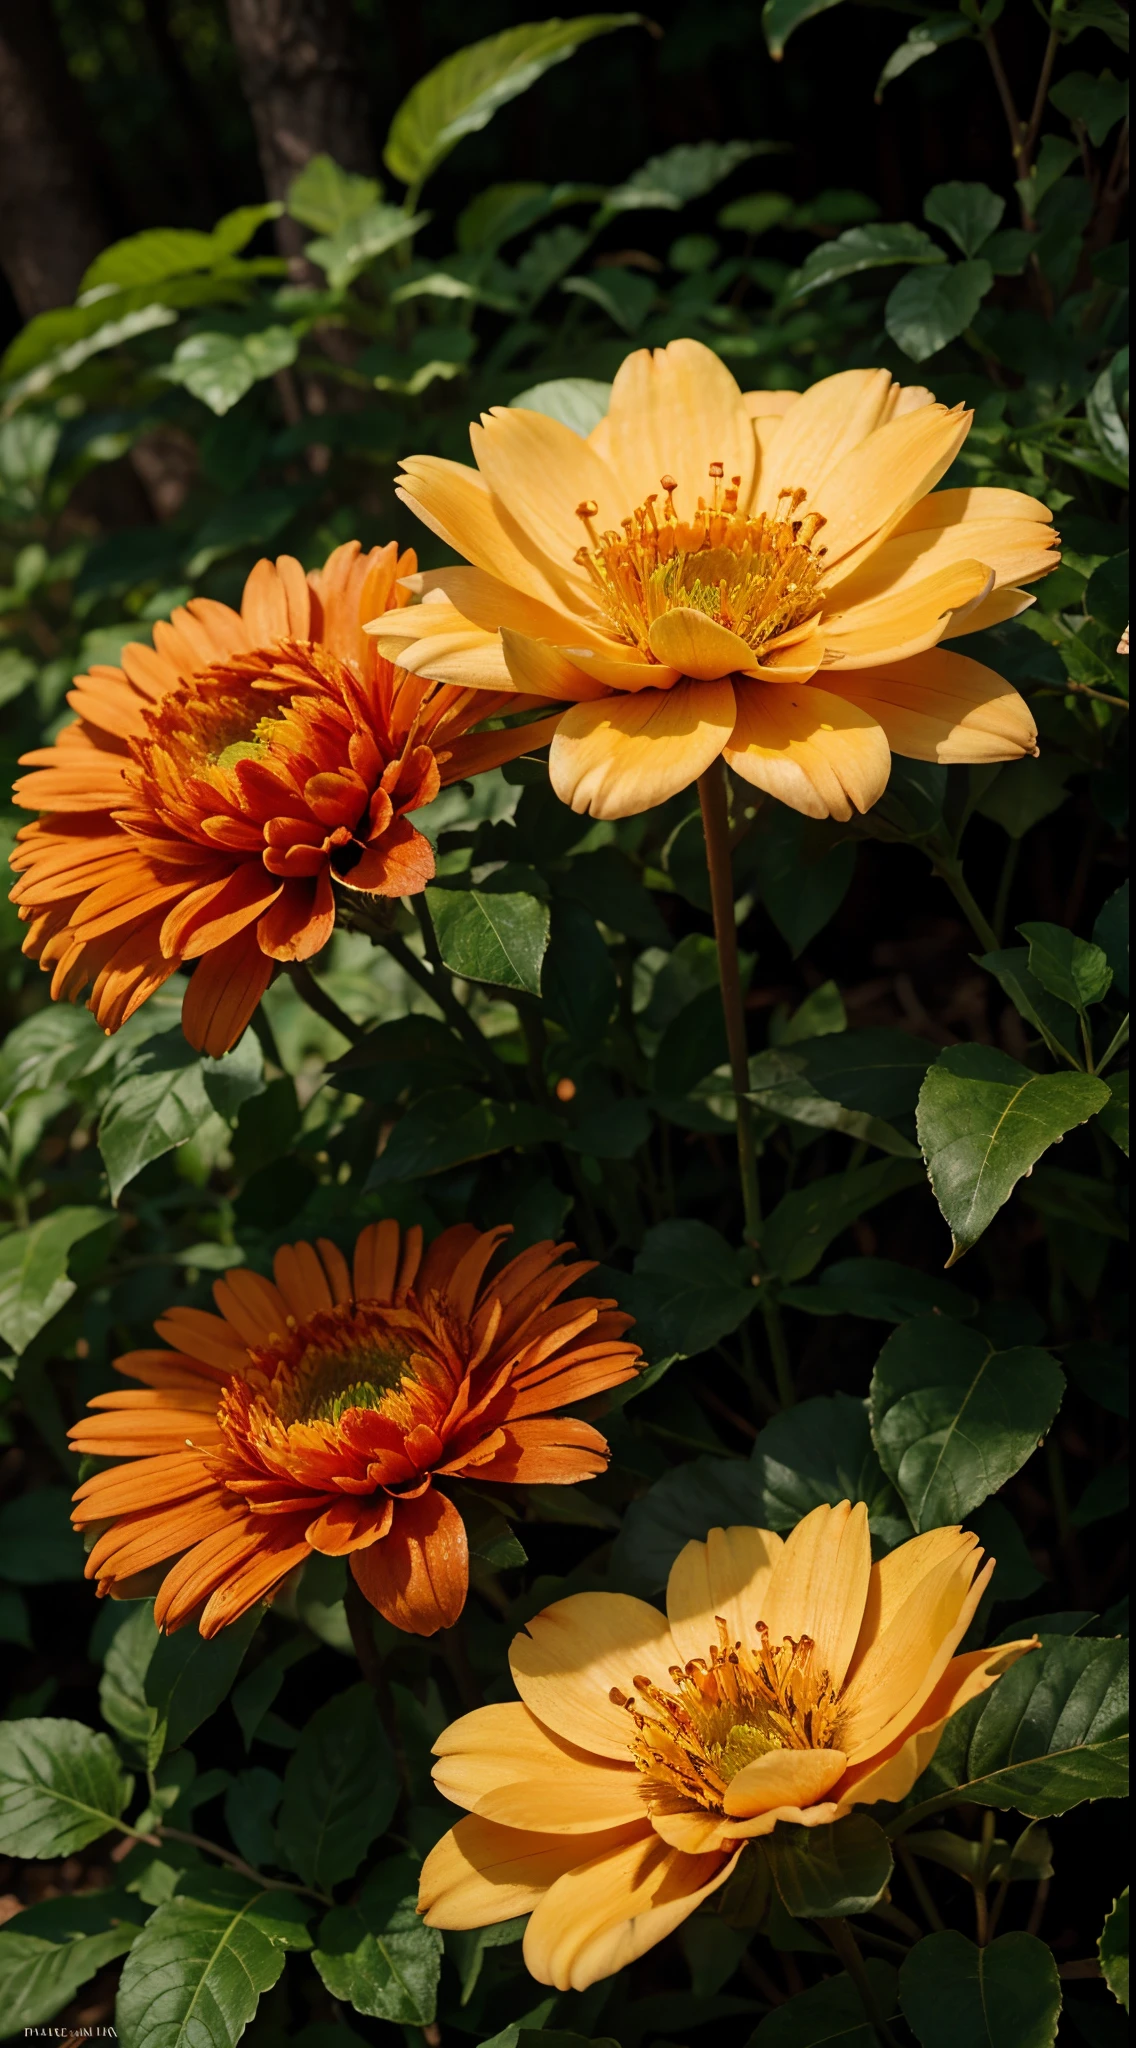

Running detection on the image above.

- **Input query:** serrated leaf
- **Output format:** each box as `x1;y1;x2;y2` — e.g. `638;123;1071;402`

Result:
0;1208;113;1355
0;1924;140;2033
599;1219;755;1361
762;0;845;61
769;1815;893;1918
603;139;774;213
305;206;428;290
1100;1889;1129;2011
791;222;945;298
311;1858;441;2023
116;1874;311;2048
1018;921;1113;1012
901;1632;1128;1822
426;883;549;993
916;1046;1110;1263
869;1316;1064;1531
0;1719;132;1857
761;1159;924;1282
164;327;298;416
885;258;993;362
277;1684;398;1890
924;181;1004;257
753;1392;911;1549
899;1931;1060;2048
383;16;642;190
98;1028;264;1202
0;1005;104;1109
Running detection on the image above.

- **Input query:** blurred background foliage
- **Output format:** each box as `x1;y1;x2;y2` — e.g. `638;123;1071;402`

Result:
0;3;1129;2046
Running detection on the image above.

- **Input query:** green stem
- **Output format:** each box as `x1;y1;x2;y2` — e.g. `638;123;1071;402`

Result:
817;1918;900;2046
286;962;365;1044
894;1839;946;1932
698;760;762;1245
118;1821;330;1906
389;912;512;1090
1097;1013;1129;1075
931;853;999;955
762;1297;795;1412
992;836;1020;944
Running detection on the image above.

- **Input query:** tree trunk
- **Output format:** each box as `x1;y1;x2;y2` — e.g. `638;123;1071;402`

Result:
224;0;377;264
0;0;109;316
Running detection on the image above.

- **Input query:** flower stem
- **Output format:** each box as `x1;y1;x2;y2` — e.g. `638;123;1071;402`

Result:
931;853;999;955
697;760;761;1242
817;1918;901;2046
286;961;365;1043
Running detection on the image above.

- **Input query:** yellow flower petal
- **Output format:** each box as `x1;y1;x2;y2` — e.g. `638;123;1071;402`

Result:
824;648;1038;764
811;404;972;574
522;1829;739;1992
759;1501;872;1693
500;629;611;702
723;1745;848;1818
666;1523;784;1666
826;516;1059;607
431;1702;645;1833
396;454;568;607
742;389;801;418
940;585;1037;637
594;338;757;514
724;680;891;821
509;1590;680;1760
549;678;736;819
471;406;624;602
647;606;755;680
821;560;994;669
844;1526;976;1692
418;1814;647;1929
756;368;898;517
414;563;616;656
840;1548;994;1764
899;484;1056;531
834;1636;1038;1813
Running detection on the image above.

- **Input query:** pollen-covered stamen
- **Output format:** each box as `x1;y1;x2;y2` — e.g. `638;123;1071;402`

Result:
573;464;827;660
610;1615;842;1814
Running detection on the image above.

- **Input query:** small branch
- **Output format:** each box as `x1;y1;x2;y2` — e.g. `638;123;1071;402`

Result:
286;961;365;1043
1097;1014;1129;1075
930;853;1000;955
895;1840;946;1932
698;760;762;1245
981;26;1025;164
1021;26;1060;175
116;1821;330;1905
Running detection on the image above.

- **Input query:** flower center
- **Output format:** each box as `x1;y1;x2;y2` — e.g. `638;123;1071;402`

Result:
611;1617;840;1814
275;1316;416;1426
574;465;827;659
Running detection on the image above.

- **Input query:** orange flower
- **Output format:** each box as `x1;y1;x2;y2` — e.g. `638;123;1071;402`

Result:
374;341;1057;821
69;1221;641;1639
10;541;560;1055
418;1507;1037;1989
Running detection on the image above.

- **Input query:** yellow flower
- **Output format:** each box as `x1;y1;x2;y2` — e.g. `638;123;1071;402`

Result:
372;341;1058;821
417;1504;1036;1990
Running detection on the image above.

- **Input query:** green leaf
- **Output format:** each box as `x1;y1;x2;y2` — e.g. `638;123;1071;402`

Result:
747;809;856;955
791;222;946;298
753;1392;910;1549
100;1604;163;1768
761;1159;924;1282
426;883;549;994
762;0;845;61
164;327;298;416
98;1028;264;1203
0;1923;140;2033
0;1487;85;1583
610;1456;768;1597
902;1632;1128;1821
306;205;428;290
557;845;669;945
771;981;847;1044
749;1960;898;2045
509;376;611;433
1098;1071;1129;1156
542;898;617;1040
1018;921;1113;1011
1086;351;1129;482
561;267;655;333
924;181;1004;257
0;1208;113;1355
277;1684;398;1890
146;1606;261;1752
769;1814;893;1918
885;259;993;361
869;1316;1065;1531
286;156;383;235
1086;555;1130;641
746;1049;918;1157
975;947;1079;1066
875;15;973;99
311;1858;442;2022
1100;1889;1129;2012
367;1088;560;1186
115;1873;311;2048
0;1005;104;1110
781;1257;976;1325
1049;69;1129;146
79;228;228;295
383;16;642;190
898;1931;1061;2048
600;1219;755;1360
778;1027;934;1119
604;140;775;213
916;1046;1110;1264
0;1719;132;1857
223;1769;281;1870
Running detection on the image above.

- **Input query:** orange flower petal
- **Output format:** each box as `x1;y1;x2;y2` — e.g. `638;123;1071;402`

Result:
350;1487;468;1636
